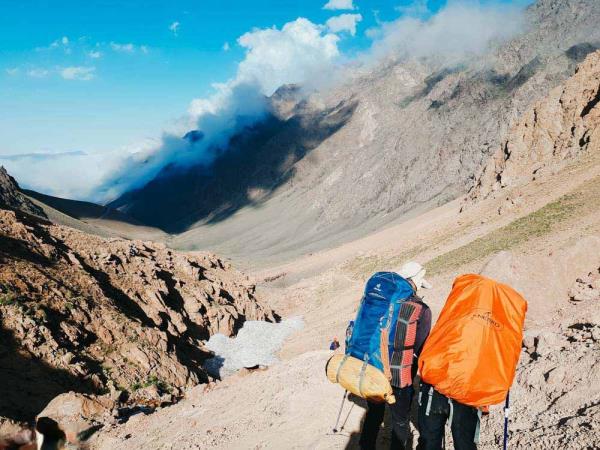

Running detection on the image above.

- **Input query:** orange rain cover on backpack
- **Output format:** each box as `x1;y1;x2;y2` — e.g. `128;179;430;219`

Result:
419;274;527;407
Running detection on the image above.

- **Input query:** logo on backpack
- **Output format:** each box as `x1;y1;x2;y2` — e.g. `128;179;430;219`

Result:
470;309;503;331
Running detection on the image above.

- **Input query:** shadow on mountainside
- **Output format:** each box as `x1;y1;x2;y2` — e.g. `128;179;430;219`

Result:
0;323;96;423
109;100;358;233
0;234;53;267
0;211;55;267
77;258;156;328
23;189;145;226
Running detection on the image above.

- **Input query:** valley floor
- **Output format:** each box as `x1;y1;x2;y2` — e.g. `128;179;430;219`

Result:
91;155;600;449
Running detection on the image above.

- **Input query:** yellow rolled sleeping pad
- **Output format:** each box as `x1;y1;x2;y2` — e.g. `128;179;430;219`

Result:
326;354;396;404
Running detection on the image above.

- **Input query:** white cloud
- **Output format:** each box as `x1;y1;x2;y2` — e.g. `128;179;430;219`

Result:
94;18;343;201
27;68;49;78
39;36;71;53
110;42;136;53
234;18;340;96
326;13;363;36
109;42;148;54
49;38;61;49
366;0;526;63
0;149;141;201
9;65;96;81
223;42;231;51
87;50;102;59
169;21;180;35
60;66;96;81
323;0;355;10
395;0;430;18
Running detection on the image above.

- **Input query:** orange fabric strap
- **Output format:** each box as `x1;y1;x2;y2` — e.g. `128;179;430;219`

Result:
380;328;392;380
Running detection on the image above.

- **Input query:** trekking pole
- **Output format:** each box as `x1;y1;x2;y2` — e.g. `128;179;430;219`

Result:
503;391;510;450
339;400;355;432
332;391;348;433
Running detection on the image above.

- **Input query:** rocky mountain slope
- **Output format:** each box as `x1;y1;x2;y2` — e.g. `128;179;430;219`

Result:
467;49;600;203
110;0;600;265
0;170;276;424
0;167;45;218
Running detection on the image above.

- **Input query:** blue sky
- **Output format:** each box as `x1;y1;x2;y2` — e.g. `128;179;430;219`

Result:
0;0;528;199
0;0;446;156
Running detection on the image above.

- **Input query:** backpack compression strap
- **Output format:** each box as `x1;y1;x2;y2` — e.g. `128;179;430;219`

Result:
390;300;423;388
380;303;395;381
380;327;392;380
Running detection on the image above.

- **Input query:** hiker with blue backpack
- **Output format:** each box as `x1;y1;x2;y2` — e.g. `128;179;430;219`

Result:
355;262;433;450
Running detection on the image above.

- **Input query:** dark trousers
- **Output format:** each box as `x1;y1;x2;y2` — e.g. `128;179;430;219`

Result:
416;383;480;450
359;386;413;450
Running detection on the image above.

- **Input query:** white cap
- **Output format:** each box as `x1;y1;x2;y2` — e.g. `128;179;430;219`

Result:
398;261;432;290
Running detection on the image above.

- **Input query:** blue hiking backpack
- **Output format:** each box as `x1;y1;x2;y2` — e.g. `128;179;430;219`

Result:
346;271;423;387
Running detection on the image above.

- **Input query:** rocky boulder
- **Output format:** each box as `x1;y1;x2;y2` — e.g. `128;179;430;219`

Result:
569;267;600;302
36;392;115;446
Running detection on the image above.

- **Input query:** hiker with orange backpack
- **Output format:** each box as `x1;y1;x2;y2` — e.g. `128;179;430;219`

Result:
416;274;527;450
356;262;433;450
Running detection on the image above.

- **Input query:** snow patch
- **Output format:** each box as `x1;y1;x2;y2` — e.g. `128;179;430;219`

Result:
204;317;304;378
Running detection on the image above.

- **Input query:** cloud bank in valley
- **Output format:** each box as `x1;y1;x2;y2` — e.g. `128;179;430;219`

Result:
1;1;530;203
0;144;158;200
